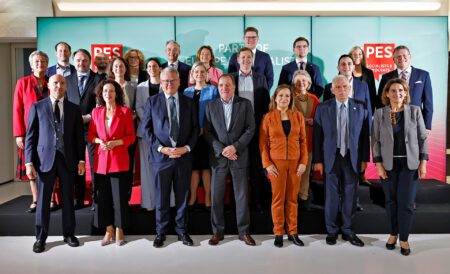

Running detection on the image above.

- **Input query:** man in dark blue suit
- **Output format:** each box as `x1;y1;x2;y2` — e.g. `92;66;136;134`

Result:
46;41;76;77
278;37;324;99
25;74;86;253
161;40;192;93
228;27;274;89
142;67;199;248
377;45;433;131
313;75;370;247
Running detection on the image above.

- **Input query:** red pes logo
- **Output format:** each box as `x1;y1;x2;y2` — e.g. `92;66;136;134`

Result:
91;44;123;71
364;44;395;81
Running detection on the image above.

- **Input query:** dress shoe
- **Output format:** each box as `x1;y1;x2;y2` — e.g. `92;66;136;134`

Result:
178;233;194;246
239;234;256;246
208;234;224;246
26;202;37;213
153;234;166;248
326;234;337;245
413;202;417;211
33;240;46;253
274;235;283;248
288;234;304;246
116;239;127;246
400;242;411;256
385;235;398;250
342;234;364;247
64;235;80;247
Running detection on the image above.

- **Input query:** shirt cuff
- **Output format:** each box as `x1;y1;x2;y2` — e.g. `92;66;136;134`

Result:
184;145;191;152
79;161;85;164
157;145;163;153
25;163;33;167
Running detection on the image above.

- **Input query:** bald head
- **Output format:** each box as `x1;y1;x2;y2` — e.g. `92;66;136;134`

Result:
48;74;67;100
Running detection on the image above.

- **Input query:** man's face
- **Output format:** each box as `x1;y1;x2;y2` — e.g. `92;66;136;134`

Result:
56;44;71;64
73;52;90;73
160;71;180;96
331;77;350;102
393;49;411;70
165;42;180;63
238;50;253;71
48;74;66;100
218;76;235;102
293;40;309;59
244;31;258;50
94;53;109;71
338;57;354;77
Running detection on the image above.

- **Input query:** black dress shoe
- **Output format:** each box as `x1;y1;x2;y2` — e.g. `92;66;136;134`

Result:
153;234;166;248
386;236;398;250
274;235;283;248
178;233;194;246
33;240;46;253
342;234;364;247
288;234;304;246
326;234;337;245
401;247;411;256
64;235;80;247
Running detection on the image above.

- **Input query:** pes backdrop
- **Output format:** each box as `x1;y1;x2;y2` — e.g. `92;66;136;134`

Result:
37;16;448;182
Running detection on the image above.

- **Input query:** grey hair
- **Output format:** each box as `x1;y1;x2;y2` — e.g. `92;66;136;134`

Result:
331;75;349;88
160;66;180;79
28;50;49;68
291;69;312;90
166;40;180;48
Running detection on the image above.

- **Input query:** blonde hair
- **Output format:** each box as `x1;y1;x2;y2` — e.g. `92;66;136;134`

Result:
349;46;367;67
189;61;209;84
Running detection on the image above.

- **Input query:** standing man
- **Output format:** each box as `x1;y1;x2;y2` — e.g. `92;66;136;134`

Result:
94;52;110;80
278;37;324;99
204;74;256;246
46;41;76;77
230;47;270;213
377;45;433;131
228;27;274;89
161;40;191;93
65;49;101;209
313;75;370;247
142;67;198;248
25;74;85;253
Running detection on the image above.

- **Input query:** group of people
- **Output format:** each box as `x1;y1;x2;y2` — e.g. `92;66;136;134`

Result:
13;26;432;256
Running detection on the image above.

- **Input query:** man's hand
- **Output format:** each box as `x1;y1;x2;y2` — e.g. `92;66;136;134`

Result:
222;145;237;159
161;147;188;158
313;163;323;176
82;114;91;124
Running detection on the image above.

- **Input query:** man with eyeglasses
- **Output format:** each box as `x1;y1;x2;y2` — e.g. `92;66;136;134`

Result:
142;67;199;248
228;27;274;89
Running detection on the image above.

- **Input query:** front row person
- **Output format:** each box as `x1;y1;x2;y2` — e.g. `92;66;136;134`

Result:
142;67;199;248
204;74;256;246
88;80;136;246
260;85;308;247
25;74;86;253
372;78;428;256
313;75;370;247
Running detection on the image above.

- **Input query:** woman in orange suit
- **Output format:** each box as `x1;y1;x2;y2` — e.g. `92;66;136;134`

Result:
88;79;136;246
260;84;308;248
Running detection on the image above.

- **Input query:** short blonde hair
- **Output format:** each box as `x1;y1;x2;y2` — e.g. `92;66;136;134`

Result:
381;78;411;106
292;70;312;91
348;46;368;67
190;61;209;84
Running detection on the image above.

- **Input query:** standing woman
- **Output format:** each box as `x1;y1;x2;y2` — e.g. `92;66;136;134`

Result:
291;70;320;210
184;62;218;209
349;46;376;113
189;45;223;87
124;49;147;85
13;50;52;212
88;80;136;246
260;85;308;247
372;78;428;256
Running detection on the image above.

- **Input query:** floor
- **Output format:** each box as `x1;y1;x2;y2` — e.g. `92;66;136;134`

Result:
1;182;450;274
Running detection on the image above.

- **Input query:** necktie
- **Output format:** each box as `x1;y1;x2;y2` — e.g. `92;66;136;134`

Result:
54;100;61;123
400;71;408;82
169;96;179;142
78;75;86;95
170;63;175;68
339;103;347;157
299;61;305;70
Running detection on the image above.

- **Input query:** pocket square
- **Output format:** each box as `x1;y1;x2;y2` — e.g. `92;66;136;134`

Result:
415;80;423;84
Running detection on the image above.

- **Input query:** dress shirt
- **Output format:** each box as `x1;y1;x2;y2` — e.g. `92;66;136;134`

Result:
348;77;354;98
221;96;234;130
397;66;412;85
251;48;257;66
335;99;349;148
56;64;72;77
238;70;254;111
168;61;179;70
295;57;308;70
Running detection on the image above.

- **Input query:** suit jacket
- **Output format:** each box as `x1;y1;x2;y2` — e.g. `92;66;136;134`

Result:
377;66;433;129
162;61;192;93
135;80;160;138
142;92;199;165
371;105;428;171
124;81;137;111
312;98;370;174
278;60;324;99
46;64;77;78
203;96;255;168
354;66;376;114
25;97;85;173
230;71;270;137
228;49;274;89
88;106;136;174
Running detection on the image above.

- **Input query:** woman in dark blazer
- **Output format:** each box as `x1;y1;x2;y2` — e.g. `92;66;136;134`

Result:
88;80;136;246
371;78;428;256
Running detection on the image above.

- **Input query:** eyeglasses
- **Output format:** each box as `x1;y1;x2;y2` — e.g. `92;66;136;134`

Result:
161;79;178;85
244;36;258;40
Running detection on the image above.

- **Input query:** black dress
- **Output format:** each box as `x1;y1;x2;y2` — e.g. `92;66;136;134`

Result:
148;82;160;97
192;89;210;170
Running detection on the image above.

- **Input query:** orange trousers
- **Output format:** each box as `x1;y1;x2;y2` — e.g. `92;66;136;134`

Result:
269;159;301;235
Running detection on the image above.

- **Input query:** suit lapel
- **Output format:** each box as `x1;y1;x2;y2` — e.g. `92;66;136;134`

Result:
177;94;186;142
44;98;56;131
327;100;337;138
409;67;417;97
229;97;240;132
109;107;122;139
382;106;394;141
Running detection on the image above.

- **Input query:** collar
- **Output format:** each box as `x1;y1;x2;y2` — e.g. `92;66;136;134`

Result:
164;92;179;100
336;99;349;108
251;48;257;56
50;96;64;105
221;96;234;105
397;66;412;76
56;63;70;70
169;60;179;68
239;70;253;77
78;70;90;78
295;57;308;64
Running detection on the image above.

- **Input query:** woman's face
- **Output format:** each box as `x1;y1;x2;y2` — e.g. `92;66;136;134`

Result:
102;83;116;104
351;48;363;66
147;60;161;78
192;65;207;83
386;83;407;105
199;48;212;65
293;74;310;93
32;55;48;74
275;88;291;109
127;51;140;68
112;59;126;77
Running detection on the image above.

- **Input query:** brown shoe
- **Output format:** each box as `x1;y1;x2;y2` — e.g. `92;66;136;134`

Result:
239;234;256;246
208;234;224;246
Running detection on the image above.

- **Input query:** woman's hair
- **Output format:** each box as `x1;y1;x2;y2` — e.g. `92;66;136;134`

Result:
95;79;125;107
381;78;411;106
190;61;209;84
291;70;312;91
109;57;130;81
269;84;294;111
145;57;162;69
195;45;216;67
124;49;145;70
349;46;368;67
28;50;49;69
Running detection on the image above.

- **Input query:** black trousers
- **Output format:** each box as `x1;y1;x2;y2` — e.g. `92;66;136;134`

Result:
36;152;75;241
382;158;419;241
127;139;138;201
94;172;130;228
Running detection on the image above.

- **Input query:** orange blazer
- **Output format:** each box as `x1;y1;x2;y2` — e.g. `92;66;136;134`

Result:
88;106;136;175
259;109;308;169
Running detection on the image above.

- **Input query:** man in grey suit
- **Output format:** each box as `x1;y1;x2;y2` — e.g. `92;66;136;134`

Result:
203;74;256;246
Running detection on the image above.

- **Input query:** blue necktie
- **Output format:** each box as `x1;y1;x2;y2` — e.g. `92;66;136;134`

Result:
78;75;86;95
339;103;347;157
169;96;179;142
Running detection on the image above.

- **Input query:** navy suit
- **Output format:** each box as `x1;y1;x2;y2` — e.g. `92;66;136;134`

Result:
142;92;198;235
25;97;85;241
45;64;77;78
228;49;274;89
313;98;370;235
377;67;433;129
278;61;324;99
162;61;192;94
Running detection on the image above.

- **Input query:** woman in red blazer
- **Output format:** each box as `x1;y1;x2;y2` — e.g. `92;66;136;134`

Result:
88;79;135;246
13;50;50;213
